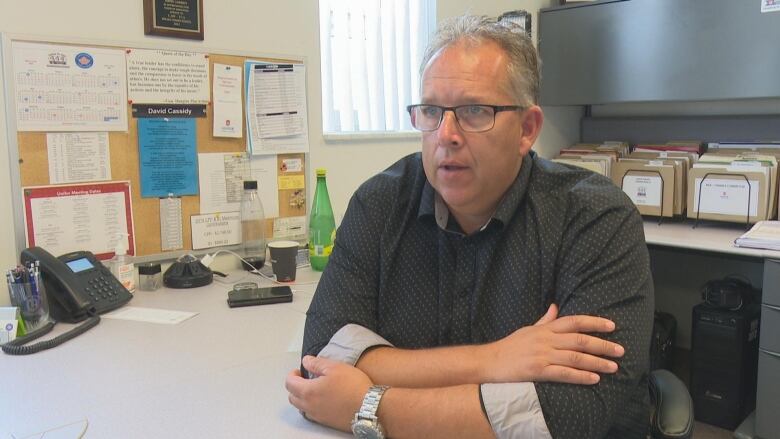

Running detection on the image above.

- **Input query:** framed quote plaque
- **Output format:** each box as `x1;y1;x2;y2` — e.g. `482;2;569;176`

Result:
143;0;204;40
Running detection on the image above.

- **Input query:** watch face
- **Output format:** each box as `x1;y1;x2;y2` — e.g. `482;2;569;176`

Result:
352;420;383;439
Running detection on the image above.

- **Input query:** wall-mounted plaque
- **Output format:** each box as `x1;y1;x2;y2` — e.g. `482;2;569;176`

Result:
143;0;204;40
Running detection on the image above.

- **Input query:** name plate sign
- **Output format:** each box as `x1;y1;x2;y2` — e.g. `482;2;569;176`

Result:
132;104;207;118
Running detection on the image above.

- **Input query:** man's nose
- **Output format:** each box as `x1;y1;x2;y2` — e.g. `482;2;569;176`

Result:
436;110;464;146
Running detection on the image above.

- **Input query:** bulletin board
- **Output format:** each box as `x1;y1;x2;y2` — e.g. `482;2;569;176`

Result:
2;34;309;259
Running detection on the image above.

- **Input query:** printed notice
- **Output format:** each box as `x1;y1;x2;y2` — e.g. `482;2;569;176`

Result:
47;132;111;184
190;212;241;249
12;41;127;131
693;178;759;216
160;196;183;251
126;49;210;104
213;63;243;137
273;216;306;240
138;118;199;197
762;0;780;13
198;152;246;214
622;175;662;206
198;153;279;217
245;61;309;155
23;182;135;259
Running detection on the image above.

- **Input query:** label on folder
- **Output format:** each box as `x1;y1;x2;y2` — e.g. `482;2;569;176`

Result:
693;178;759;216
622;176;662;207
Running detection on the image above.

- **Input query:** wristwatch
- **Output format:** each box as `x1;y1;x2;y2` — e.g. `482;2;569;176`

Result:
351;385;390;439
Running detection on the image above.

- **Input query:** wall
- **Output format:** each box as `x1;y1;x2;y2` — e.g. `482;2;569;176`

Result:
0;0;579;305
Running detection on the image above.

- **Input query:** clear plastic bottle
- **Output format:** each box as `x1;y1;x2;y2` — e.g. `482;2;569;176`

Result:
109;232;136;293
309;168;336;271
240;180;266;271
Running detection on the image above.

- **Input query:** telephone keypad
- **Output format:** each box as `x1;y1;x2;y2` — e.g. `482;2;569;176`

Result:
85;274;124;303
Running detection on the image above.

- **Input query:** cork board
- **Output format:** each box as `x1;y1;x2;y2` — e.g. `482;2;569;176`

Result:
12;41;306;257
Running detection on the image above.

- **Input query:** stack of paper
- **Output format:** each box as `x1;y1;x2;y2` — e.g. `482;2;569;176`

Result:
554;142;629;178
708;141;780;152
634;141;704;155
735;221;780;251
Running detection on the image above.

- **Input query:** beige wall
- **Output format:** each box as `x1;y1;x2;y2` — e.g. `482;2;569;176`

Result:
0;0;578;305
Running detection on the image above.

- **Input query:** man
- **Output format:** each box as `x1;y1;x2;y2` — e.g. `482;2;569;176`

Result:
286;15;653;439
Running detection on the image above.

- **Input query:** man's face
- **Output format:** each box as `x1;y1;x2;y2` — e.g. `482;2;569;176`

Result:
420;41;540;224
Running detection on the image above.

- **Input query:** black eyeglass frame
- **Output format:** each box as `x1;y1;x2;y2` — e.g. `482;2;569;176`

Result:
406;104;525;133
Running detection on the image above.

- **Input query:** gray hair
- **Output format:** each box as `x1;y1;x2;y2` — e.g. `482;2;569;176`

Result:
420;15;540;106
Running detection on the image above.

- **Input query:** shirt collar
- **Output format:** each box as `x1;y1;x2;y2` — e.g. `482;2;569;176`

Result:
418;151;535;232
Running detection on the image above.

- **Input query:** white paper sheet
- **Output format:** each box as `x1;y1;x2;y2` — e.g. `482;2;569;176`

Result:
12;42;128;132
103;307;198;325
160;196;183;251
273;216;307;240
212;63;243;138
198;153;279;217
190;212;241;249
693;178;759;216
735;220;780;250
47;132;111;184
762;0;780;13
126;49;210;104
245;61;309;155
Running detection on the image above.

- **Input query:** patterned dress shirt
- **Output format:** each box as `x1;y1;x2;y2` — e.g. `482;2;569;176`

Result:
303;151;654;438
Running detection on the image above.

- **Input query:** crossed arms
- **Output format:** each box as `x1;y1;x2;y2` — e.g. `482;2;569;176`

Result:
287;305;625;438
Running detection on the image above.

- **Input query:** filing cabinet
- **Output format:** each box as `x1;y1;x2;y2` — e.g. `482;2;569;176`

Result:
756;259;780;438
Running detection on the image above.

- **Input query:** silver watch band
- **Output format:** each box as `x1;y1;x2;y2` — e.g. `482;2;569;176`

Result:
356;385;389;421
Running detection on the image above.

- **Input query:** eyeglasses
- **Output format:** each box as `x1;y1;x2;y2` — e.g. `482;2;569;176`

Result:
406;104;524;133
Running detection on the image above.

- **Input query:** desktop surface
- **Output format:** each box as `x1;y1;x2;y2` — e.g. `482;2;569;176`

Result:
0;268;349;438
643;219;780;259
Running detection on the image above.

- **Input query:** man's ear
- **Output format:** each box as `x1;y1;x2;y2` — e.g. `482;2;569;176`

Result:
518;105;544;155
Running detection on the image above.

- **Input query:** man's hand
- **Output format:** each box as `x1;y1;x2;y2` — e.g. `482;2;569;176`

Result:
484;304;625;385
285;355;373;432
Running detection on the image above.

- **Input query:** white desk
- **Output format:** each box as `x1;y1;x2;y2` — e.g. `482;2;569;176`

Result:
0;268;350;439
643;219;778;258
642;219;780;438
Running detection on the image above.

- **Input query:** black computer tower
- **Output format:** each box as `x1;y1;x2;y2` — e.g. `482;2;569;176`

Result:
690;303;760;430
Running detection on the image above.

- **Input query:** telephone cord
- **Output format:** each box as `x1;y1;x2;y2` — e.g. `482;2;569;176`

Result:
1;316;100;355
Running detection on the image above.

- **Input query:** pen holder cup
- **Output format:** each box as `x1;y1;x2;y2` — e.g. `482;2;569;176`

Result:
7;279;50;330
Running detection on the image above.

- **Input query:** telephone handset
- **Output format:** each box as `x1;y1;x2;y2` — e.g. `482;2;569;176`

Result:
21;247;132;322
2;247;132;355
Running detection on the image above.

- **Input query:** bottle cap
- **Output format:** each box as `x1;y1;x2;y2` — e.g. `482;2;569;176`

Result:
138;262;162;275
316;168;327;177
243;180;258;190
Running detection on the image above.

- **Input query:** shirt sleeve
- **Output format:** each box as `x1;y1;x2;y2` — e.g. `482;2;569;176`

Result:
302;185;385;361
535;185;654;439
316;323;393;367
481;383;552;439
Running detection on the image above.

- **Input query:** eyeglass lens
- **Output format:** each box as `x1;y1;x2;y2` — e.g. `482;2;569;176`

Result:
411;105;496;132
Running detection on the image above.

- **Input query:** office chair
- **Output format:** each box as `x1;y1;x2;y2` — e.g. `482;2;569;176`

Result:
649;369;694;439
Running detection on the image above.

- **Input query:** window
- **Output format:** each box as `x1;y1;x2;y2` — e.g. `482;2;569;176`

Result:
319;0;436;134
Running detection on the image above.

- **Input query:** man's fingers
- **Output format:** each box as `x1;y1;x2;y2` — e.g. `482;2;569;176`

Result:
534;303;558;326
546;314;616;334
285;369;309;396
301;355;336;376
553;333;625;357
550;350;619;374
541;365;601;385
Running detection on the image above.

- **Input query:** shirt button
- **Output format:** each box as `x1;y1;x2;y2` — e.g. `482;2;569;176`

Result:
459;288;470;297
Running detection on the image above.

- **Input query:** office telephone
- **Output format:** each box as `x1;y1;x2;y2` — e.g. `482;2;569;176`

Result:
2;247;132;355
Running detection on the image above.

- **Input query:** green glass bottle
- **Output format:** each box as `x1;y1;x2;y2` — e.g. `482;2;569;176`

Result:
309;168;336;271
